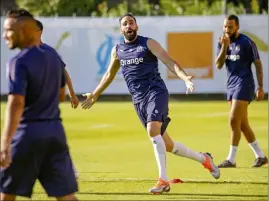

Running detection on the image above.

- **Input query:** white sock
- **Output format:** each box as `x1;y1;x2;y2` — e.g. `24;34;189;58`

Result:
151;135;168;181
172;142;206;163
226;145;238;164
249;140;265;158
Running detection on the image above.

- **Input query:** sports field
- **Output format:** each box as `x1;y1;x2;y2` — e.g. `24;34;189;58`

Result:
0;100;268;200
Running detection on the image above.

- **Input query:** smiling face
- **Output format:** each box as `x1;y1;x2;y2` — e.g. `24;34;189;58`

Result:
2;18;23;49
2;17;38;49
120;16;138;42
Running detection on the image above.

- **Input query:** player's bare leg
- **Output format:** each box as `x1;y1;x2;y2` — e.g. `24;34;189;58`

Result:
56;194;78;201
218;100;247;168
0;193;15;201
147;121;170;194
241;104;267;167
162;132;220;179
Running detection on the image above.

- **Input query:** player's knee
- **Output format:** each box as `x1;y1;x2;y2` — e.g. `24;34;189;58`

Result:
147;121;162;137
229;115;241;130
165;143;173;152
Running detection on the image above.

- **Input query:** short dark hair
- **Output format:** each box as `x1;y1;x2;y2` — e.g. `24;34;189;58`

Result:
119;13;136;24
36;20;43;31
7;8;34;19
227;14;239;25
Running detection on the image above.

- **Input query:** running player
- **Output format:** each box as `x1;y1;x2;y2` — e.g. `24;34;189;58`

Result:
81;13;220;194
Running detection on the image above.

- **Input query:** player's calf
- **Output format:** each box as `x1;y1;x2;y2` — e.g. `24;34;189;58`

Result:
229;115;242;146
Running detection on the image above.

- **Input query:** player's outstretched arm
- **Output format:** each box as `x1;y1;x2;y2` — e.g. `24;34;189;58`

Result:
81;46;120;109
147;39;194;94
64;69;79;108
215;34;230;69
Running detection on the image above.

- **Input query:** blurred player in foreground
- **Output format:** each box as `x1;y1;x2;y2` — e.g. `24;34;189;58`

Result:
215;14;267;168
35;20;79;178
82;13;220;194
35;20;79;109
0;9;79;200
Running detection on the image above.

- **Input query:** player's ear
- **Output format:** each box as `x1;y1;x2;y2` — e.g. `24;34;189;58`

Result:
136;25;139;31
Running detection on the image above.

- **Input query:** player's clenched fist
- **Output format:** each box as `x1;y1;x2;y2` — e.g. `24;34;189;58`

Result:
219;34;230;47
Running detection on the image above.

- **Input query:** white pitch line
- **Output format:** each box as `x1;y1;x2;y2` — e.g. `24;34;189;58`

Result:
78;177;268;184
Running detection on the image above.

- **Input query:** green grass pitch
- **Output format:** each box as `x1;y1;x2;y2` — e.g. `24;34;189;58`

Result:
1;100;268;200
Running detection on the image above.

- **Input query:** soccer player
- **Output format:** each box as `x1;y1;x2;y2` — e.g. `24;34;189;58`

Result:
35;20;79;178
35;20;80;109
215;15;267;168
81;13;220;194
0;9;79;200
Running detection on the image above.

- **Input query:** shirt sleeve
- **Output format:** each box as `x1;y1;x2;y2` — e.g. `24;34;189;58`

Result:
57;53;66;68
7;58;28;96
56;52;66;87
248;40;260;63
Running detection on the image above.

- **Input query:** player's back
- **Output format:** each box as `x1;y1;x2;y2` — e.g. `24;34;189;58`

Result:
9;44;65;123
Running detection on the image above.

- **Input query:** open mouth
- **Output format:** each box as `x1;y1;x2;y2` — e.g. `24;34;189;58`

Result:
127;30;133;34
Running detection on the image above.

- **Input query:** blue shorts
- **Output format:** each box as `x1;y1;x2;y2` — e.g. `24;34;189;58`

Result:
0;121;78;198
227;84;255;102
134;92;171;135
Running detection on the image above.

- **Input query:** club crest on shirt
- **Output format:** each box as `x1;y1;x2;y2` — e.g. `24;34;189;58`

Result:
137;45;145;52
235;45;240;52
229;44;240;53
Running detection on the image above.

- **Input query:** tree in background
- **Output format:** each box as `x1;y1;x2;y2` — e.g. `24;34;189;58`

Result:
13;0;268;17
15;0;101;16
258;0;268;13
1;0;18;16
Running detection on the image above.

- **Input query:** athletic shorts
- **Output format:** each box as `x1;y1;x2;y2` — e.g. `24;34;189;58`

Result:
134;91;171;135
227;84;255;102
0;121;78;198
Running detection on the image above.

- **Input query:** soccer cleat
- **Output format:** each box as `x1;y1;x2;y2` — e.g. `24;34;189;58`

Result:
217;160;236;168
252;157;268;167
202;153;220;179
149;178;170;194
